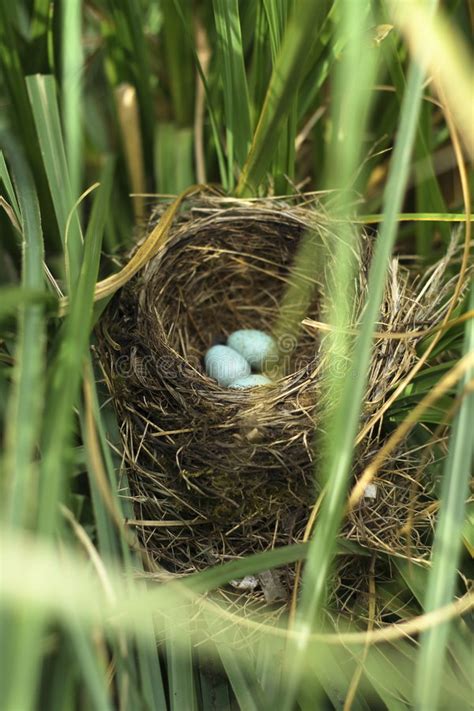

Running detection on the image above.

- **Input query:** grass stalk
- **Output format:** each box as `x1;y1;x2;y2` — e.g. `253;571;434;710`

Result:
414;285;474;708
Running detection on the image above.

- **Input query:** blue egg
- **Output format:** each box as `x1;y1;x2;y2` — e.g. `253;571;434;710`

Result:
229;374;272;389
227;329;277;371
204;345;250;386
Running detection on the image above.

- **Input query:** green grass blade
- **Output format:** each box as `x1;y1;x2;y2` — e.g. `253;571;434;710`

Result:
0;136;46;710
81;361;168;710
463;500;474;556
325;3;375;196
262;0;290;61
358;212;469;223
26;74;83;286
103;0;155;152
155;123;195;194
262;0;295;192
282;1;439;707
29;0;50;69
135;643;168;711
184;540;366;594
0;151;21;221
216;642;263;711
212;0;252;186
67;621;112;710
78;368;141;706
38;159;114;534
173;540;363;599
0;5;59;246
300;0;439;620
0;287;51;318
44;638;77;711
236;0;330;195
247;2;271;123
255;633;285;706
0;610;45;711
1;140;45;528
414;285;474;709
161;0;195;127
375;2;446;249
198;648;232;710
61;0;83;201
167;616;196;711
168;0;228;188
296;6;336;123
0;5;39;156
414;102;449;257
365;642;416;708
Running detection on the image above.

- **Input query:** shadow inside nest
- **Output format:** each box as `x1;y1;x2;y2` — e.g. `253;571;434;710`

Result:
96;195;460;614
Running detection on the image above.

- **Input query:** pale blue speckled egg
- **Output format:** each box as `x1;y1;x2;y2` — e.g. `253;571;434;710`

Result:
229;374;272;389
227;329;277;371
204;345;251;386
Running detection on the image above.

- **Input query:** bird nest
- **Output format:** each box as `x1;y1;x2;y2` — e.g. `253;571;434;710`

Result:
97;196;460;610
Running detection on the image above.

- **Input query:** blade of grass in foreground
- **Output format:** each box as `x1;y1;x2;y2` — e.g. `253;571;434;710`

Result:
0;288;51;317
66;620;112;710
414;285;474;709
198;648;233;710
167;616;196;711
81;363;167;709
301;0;439;614
1;139;45;528
392;0;474;161
61;0;83;202
2;521;472;669
80;369;150;709
0;528;363;622
38;159;114;535
26;74;83;286
282;1;439;709
280;0;378;703
216;642;263;711
10;166;114;710
0;139;46;711
255;632;285;706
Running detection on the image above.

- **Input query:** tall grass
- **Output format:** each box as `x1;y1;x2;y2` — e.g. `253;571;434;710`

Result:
0;1;472;709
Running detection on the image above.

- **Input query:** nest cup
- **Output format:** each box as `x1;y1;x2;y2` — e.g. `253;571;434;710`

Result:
97;196;459;607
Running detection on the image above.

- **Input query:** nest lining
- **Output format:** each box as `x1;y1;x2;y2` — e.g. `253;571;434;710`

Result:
97;196;460;607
